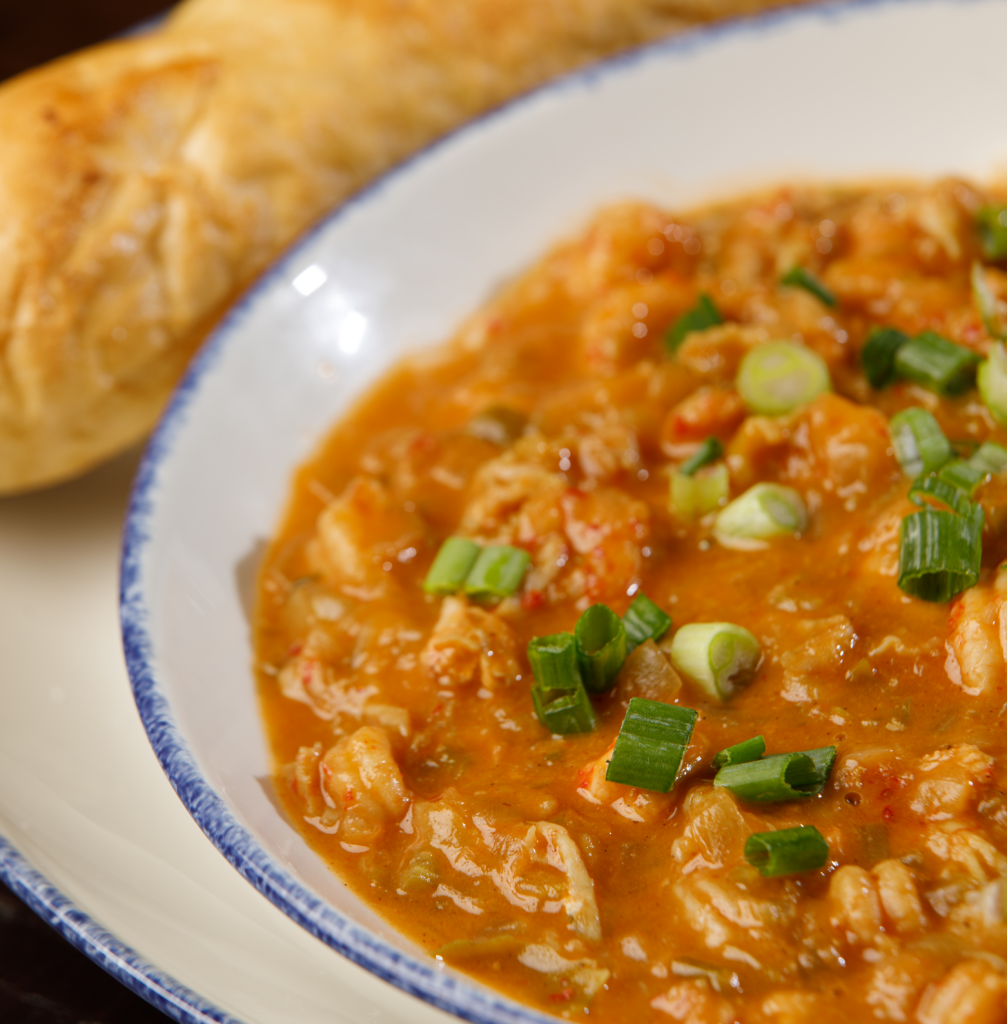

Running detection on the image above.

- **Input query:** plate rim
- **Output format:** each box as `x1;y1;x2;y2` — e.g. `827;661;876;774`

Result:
117;0;980;1021
0;835;245;1024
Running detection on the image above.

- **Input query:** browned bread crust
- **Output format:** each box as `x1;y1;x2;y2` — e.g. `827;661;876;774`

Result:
0;0;801;493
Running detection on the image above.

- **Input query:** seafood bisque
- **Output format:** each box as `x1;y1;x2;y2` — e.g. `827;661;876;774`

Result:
254;179;1007;1024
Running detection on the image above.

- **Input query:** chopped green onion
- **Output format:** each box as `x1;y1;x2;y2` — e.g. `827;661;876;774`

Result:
898;505;983;602
604;697;698;792
978;342;1007;429
666;294;722;353
713;482;808;551
668;622;761;702
909;474;974;515
528;633;596;734
680;437;724;476
888;407;952;478
805;744;838;783
712;735;765;769
780;266;837;307
466;405;528;446
976;206;1007;261
575;604;628;694
423;537;481;595
744;825;829;877
671;463;730;520
464;544;530;599
938;460;987;498
970;441;1007;476
622;593;672;652
971;261;1007;341
892;331;980;396
861;326;910;389
736;341;831;415
714;751;821;801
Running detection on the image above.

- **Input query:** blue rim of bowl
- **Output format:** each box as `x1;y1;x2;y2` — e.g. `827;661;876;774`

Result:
119;0;967;1021
0;836;244;1024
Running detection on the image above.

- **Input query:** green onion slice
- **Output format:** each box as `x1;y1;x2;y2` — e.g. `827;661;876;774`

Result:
424;537;481;595
528;633;596;734
605;697;698;792
666;294;722;353
861;326;910;389
909;474;974;515
937;460;988;499
892;331;980;396
466;405;528;447
780;266;838;307
715;752;821;801
976;206;1007;261
970;441;1007;476
972;261;1007;341
668;622;761;702
898;505;983;602
575;604;628;694
978;342;1007;429
888;407;952;478
713;482;808;551
464;544;530;600
622;593;672;652
736;341;832;415
744;825;830;877
805;744;839;783
712;735;765;769
671;463;730;521
680;437;724;476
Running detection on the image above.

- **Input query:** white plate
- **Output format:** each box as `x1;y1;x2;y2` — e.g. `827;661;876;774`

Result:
4;1;1007;1021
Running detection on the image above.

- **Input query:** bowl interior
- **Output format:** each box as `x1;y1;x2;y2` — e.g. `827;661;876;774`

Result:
122;0;1007;1020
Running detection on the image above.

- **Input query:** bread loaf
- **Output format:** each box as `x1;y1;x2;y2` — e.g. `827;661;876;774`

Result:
0;0;801;493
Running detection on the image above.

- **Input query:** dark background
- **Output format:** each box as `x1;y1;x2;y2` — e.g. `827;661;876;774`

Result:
0;6;174;1024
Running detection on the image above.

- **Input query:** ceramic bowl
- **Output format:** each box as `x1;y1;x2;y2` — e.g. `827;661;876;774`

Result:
120;1;1007;1020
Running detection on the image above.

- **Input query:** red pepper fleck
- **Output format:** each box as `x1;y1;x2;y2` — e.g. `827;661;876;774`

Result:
882;806;895;822
550;987;575;1003
522;590;545;611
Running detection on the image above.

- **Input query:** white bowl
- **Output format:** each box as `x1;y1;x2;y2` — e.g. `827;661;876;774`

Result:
120;1;1007;1020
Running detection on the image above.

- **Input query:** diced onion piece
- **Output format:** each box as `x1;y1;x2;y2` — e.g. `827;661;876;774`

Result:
715;751;819;801
892;331;980;396
898;505;983;603
711;735;765;769
780;266;837;307
605;697;698;792
713;482;808;551
861;326;910;389
970;441;1007;476
978;342;1007;428
575;604;628;694
666;294;722;353
736;341;831;415
622;593;672;652
888;407;951;478
744;825;829;877
527;633;596;734
464;544;530;599
971;261;1007;341
671;463;730;521
976;206;1007;261
668;622;761;702
680;437;724;476
909;474;974;515
937;460;987;498
423;537;481;594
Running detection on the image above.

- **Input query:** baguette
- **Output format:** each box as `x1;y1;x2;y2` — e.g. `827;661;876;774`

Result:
0;0;802;493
